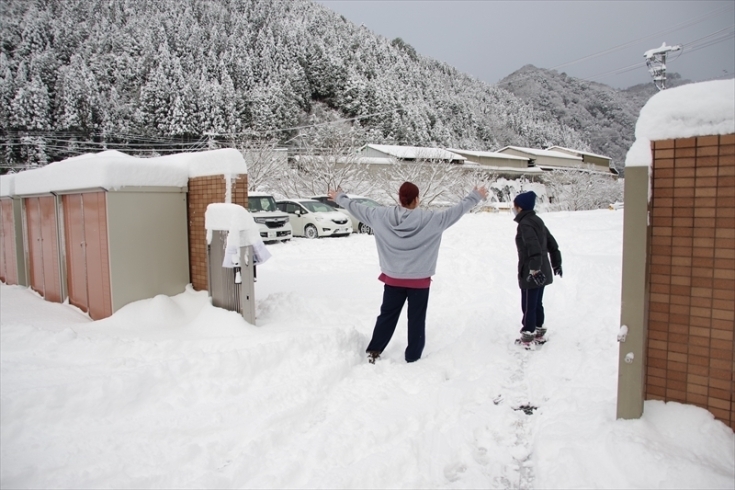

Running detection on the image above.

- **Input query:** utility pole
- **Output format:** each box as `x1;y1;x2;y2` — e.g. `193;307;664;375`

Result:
643;42;682;91
204;131;219;150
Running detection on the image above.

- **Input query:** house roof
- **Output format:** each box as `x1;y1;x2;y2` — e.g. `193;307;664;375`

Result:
545;146;611;161
447;148;529;161
361;144;465;162
495;146;583;161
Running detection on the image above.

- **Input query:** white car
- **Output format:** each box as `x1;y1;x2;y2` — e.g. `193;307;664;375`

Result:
276;199;353;238
247;192;293;242
309;194;382;234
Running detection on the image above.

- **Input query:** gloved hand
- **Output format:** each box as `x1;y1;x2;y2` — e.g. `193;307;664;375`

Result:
527;270;546;286
553;266;562;278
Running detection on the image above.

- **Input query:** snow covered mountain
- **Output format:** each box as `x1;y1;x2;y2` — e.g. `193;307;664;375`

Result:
1;0;667;170
499;65;693;173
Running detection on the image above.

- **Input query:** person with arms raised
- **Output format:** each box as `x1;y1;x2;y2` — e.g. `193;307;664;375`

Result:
329;182;487;363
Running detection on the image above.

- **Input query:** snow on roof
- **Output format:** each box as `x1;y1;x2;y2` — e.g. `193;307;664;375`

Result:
0;173;14;198
12;149;247;196
545;146;611;161
626;79;735;167
353;157;394;165
363;144;465;161
496;146;583;160
447;148;529;161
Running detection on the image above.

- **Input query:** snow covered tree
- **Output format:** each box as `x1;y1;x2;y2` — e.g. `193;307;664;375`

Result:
53;55;99;132
543;169;622;211
374;160;467;207
234;138;290;193
10;75;50;131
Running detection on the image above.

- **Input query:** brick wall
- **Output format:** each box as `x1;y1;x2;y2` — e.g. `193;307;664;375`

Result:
187;175;249;291
646;133;735;430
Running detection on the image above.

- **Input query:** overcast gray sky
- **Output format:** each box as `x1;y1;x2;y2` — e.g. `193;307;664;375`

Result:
316;0;735;89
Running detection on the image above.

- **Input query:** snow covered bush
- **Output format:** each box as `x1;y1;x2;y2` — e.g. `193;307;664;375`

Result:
543;169;623;211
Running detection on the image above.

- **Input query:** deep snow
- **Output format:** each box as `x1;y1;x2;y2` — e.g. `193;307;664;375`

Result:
1;209;733;489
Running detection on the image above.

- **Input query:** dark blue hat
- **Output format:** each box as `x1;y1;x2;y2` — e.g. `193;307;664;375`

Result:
514;191;536;210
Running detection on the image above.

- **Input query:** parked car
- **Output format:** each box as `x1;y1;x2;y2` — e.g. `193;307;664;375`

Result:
276;199;353;238
247;192;292;242
309;194;382;234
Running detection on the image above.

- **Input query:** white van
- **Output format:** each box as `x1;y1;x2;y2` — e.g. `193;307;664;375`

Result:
247;192;293;242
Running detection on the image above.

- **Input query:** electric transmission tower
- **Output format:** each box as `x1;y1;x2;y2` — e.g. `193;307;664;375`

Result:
644;42;682;91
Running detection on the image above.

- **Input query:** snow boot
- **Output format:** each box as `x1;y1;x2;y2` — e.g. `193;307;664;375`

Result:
367;350;381;364
515;331;536;349
535;327;547;344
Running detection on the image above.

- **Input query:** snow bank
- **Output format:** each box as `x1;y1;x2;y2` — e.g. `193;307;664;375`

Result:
626;79;735;167
12;148;247;195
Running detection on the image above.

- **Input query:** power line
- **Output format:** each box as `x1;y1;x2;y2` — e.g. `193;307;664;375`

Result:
497;5;734;87
1;109;402;145
547;5;733;73
579;28;735;84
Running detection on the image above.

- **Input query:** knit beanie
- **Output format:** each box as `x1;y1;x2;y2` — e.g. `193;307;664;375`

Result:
399;181;420;207
513;191;536;211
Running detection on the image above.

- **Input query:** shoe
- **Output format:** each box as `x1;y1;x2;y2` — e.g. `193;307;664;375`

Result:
367;350;381;364
535;327;547;339
515;331;536;349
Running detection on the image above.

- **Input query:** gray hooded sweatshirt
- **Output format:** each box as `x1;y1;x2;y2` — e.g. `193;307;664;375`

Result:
335;190;483;279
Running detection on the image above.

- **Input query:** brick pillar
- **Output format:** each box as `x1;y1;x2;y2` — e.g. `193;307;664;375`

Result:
645;133;735;430
187;174;249;291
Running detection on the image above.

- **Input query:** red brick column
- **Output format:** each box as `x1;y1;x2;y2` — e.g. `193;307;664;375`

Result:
187;175;249;291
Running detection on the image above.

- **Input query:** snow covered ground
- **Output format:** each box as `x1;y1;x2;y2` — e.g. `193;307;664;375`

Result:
1;209;733;489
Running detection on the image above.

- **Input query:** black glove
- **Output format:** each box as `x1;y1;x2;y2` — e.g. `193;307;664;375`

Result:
527;270;546;286
553;266;562;278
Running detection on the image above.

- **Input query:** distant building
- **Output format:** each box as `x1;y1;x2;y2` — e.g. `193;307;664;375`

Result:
545;146;618;174
358;144;466;164
496;145;616;175
447;148;542;177
350;143;614;178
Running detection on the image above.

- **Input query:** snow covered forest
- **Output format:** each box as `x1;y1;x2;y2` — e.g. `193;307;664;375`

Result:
1;0;603;168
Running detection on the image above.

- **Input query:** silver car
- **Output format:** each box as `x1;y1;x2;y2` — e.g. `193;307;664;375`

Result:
276;199;353;239
309;195;382;234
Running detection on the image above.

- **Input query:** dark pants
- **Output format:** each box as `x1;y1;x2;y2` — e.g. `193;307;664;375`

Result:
521;286;545;333
366;285;430;363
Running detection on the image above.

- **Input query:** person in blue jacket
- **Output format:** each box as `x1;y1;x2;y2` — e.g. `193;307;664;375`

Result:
329;182;487;363
512;191;562;347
